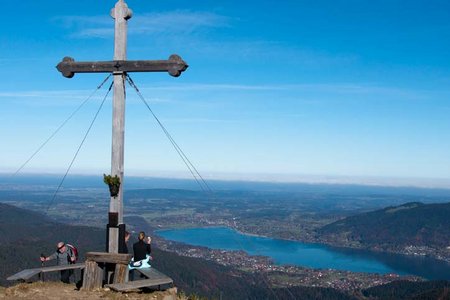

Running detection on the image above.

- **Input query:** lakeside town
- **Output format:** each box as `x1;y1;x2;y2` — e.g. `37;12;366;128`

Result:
156;237;423;292
155;214;450;264
235;216;450;264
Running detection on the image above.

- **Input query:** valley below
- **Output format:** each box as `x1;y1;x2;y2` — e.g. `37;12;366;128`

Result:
1;175;450;298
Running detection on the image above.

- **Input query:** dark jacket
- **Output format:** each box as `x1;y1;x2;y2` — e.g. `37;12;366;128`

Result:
133;240;151;261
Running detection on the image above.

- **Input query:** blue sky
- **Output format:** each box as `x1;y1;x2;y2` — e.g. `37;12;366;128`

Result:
1;0;450;187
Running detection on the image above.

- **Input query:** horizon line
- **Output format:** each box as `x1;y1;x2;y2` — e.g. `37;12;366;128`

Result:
1;170;450;190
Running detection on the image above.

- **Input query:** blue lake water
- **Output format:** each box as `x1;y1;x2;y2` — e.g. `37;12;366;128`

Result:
157;227;450;280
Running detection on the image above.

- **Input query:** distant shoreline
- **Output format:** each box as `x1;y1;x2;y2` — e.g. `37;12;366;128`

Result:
157;224;450;266
2;173;450;191
156;226;450;280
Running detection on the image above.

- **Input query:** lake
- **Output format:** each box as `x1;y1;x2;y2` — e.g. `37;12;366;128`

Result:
157;226;450;280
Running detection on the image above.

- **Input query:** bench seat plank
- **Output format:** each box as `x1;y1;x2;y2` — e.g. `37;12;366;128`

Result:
107;278;173;292
40;263;85;272
136;267;170;279
106;267;173;292
7;263;85;281
7;269;41;281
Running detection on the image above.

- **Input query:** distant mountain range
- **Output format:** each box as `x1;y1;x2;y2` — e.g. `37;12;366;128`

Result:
4;173;450;196
319;202;450;249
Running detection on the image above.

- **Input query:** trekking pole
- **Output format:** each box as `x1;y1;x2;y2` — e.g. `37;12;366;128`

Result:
40;253;45;282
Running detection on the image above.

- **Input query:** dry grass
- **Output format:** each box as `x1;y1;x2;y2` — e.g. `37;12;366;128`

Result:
0;281;183;300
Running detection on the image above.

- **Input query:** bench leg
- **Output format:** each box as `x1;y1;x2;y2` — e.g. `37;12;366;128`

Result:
83;261;103;290
113;263;128;284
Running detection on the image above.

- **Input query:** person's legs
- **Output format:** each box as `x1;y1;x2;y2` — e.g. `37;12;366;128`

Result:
129;269;135;281
60;269;70;283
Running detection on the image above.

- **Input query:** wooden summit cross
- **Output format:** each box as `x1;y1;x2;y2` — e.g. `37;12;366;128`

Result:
57;0;188;253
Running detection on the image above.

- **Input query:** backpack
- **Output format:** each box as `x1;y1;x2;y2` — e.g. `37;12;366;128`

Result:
66;243;78;263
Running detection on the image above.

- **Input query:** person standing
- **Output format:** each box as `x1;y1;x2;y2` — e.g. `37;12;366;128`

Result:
40;242;76;283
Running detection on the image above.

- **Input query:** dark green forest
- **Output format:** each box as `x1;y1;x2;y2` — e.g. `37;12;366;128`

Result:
319;202;450;248
362;280;450;300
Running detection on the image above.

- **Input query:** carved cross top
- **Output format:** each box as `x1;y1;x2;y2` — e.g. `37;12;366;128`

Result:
56;0;188;78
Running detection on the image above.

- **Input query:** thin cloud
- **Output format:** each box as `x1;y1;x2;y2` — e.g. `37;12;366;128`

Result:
137;82;445;100
185;39;358;66
52;15;111;28
0;89;173;108
53;11;230;39
53;12;353;70
163;117;240;124
0;90;93;99
131;11;230;35
139;83;282;91
2;83;447;106
75;28;114;39
0;89;109;108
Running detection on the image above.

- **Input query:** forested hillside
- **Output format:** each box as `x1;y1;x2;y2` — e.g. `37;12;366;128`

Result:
362;280;450;299
0;203;105;286
319;202;450;248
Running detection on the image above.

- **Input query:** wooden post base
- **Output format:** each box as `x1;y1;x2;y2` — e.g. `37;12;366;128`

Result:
82;252;132;291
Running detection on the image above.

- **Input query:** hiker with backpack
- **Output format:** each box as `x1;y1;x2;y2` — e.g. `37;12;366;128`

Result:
40;242;77;283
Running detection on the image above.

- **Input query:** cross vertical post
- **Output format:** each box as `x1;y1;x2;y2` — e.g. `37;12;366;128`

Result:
108;0;132;254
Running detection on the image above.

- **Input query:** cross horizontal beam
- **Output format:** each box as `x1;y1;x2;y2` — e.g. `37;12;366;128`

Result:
56;54;188;78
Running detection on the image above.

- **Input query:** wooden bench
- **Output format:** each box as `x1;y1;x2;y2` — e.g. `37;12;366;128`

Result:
106;268;173;292
7;263;85;281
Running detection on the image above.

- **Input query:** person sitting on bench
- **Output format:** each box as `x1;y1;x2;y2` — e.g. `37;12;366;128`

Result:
129;231;152;280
